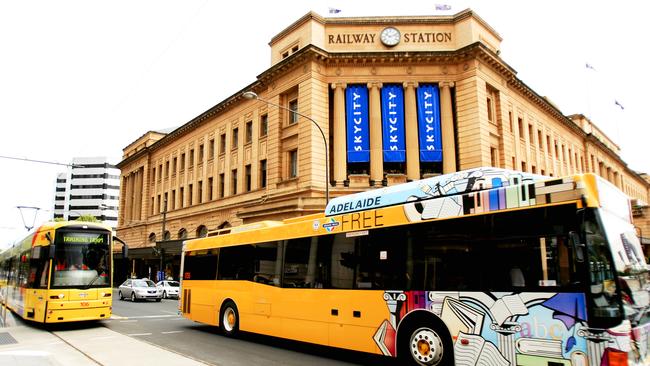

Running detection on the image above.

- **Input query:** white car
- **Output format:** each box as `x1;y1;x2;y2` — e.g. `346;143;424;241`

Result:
118;279;162;302
156;280;180;299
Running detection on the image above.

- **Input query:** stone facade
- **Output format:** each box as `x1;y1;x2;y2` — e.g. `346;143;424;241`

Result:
116;10;650;275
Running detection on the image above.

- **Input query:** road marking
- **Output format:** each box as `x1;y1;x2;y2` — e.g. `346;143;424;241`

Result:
111;314;127;319
122;314;179;319
127;333;152;336
161;331;183;334
90;335;118;341
119;320;138;323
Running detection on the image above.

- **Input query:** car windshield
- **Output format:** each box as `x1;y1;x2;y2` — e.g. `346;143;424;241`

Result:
133;280;156;287
168;281;180;287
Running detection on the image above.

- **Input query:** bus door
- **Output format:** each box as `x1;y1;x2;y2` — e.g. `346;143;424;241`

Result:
23;245;50;321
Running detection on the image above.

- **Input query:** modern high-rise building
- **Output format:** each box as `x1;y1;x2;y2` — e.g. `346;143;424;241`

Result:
53;157;120;229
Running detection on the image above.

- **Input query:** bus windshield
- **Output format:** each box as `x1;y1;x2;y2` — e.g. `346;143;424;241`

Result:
600;209;648;275
51;230;111;288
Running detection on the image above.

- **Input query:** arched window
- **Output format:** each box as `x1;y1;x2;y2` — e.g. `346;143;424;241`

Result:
178;228;187;239
196;225;208;238
163;230;171;241
148;232;156;243
217;221;231;229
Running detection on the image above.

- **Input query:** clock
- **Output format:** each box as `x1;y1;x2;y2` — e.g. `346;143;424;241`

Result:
380;27;400;46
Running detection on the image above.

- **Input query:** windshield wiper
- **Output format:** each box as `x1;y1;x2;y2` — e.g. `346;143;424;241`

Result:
81;271;105;290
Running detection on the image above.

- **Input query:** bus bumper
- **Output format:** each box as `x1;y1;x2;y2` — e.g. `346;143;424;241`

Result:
45;304;112;323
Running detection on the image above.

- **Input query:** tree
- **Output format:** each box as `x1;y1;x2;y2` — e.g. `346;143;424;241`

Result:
76;214;99;223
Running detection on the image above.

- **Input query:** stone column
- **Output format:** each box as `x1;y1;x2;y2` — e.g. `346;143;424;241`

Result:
403;82;420;181
440;82;457;174
332;82;347;187
368;82;383;186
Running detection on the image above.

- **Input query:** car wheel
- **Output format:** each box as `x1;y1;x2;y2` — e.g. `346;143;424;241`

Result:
118;291;123;300
131;292;136;302
162;291;167;299
220;300;239;337
156;298;161;302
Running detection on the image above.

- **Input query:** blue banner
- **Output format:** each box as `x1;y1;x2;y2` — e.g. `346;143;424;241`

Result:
381;84;406;162
345;85;370;163
416;84;443;162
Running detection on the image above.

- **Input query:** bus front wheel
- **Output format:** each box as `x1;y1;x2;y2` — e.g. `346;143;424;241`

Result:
220;300;239;337
398;316;453;366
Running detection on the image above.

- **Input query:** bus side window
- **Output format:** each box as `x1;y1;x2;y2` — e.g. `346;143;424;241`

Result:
253;242;280;286
217;246;254;281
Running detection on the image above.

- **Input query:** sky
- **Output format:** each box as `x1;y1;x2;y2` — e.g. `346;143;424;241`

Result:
1;0;648;247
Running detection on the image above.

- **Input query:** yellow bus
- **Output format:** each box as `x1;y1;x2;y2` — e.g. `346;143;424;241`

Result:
0;221;116;323
180;167;649;366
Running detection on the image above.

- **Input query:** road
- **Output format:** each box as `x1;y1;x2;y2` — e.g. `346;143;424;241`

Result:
105;290;395;366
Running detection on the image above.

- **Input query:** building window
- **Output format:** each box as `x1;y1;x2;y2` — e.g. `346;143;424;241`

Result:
208;177;213;201
232;128;239;149
490;147;499;167
171;190;176;210
518;117;524;139
232;169;238;195
486;85;498;125
486;96;494;124
245;165;251;192
260;114;268;137
220;134;226;155
152;167;156;181
289;149;298;178
209;139;215;159
189;149;194;167
528;124;534;144
554;141;559;158
188;184;193;206
179;187;184;208
173;157;177;173
198;181;203;204
158;164;162;180
546;136;551;155
508;111;513;132
151;197;154;215
157;195;161;213
181;153;185;170
219;173;225;198
537;130;543;149
521;161;527;172
245;121;253;144
199;144;204;163
260;159;267;188
288;99;298;125
165;161;169;178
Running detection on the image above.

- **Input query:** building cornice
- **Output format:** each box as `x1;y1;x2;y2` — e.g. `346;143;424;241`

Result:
269;9;502;46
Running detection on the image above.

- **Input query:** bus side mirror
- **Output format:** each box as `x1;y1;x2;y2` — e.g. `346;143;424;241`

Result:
569;231;585;263
114;236;128;258
45;232;56;260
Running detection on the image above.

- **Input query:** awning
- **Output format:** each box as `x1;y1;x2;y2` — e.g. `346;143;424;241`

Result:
156;240;184;256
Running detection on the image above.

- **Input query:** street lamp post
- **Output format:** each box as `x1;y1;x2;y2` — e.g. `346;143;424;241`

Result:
159;197;167;281
242;91;329;204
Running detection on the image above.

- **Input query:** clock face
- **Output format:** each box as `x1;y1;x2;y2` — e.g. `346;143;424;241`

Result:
380;27;400;46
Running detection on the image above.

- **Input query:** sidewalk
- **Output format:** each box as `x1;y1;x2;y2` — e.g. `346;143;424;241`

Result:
0;309;208;366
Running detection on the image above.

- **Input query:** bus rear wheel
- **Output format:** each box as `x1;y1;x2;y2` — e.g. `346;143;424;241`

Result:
220;300;239;337
398;319;453;366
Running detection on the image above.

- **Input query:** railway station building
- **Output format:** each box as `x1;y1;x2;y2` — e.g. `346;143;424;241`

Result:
115;9;650;280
